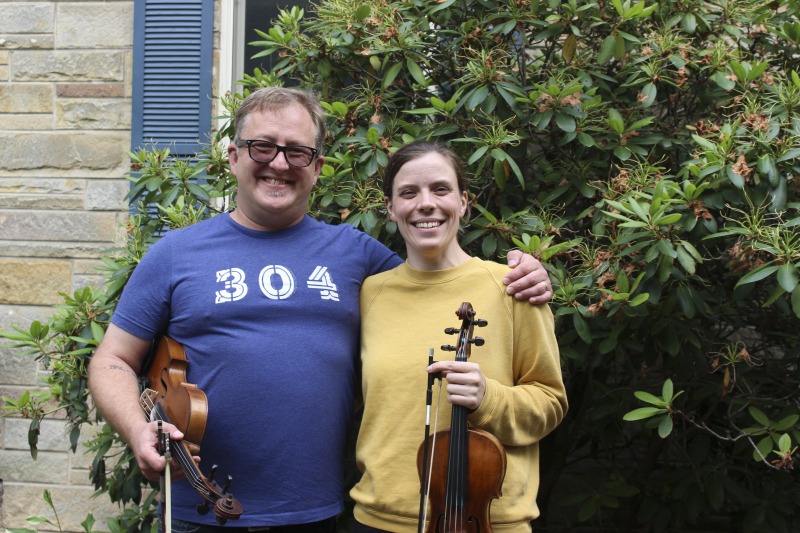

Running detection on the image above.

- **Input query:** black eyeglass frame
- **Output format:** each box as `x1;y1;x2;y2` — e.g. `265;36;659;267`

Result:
239;139;320;168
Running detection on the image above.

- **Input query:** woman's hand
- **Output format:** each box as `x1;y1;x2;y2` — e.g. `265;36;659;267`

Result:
428;360;486;411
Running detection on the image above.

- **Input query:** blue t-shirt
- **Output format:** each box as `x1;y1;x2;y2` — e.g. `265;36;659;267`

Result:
112;213;400;526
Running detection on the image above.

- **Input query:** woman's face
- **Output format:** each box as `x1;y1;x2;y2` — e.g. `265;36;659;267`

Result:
386;152;468;265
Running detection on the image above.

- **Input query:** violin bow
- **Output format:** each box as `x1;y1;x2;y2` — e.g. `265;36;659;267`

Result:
157;420;172;533
418;348;444;532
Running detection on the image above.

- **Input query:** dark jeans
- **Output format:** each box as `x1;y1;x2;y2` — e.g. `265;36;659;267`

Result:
171;516;337;533
351;521;393;533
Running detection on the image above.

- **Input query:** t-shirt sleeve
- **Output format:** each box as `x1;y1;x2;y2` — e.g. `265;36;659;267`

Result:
355;228;403;276
110;234;174;340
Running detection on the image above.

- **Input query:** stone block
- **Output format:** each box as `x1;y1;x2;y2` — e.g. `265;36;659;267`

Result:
0;3;54;34
0;209;123;242
0;132;128;172
0;348;39;386
55;3;134;49
86;179;129;211
4;417;73;452
56;98;131;130
0;239;121;259
0;83;53;113
1;483;118;533
12;51;125;82
0;303;53;331
0;177;85;195
0;450;67;483
56;83;124;98
0;193;83;210
0;258;72;305
0;113;53;129
0;33;54;49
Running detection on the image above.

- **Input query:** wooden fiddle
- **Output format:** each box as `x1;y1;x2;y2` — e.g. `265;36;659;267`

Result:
139;336;243;525
417;303;507;532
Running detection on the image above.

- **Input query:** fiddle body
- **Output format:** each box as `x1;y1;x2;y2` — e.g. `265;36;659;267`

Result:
417;303;507;532
140;336;243;524
417;427;506;532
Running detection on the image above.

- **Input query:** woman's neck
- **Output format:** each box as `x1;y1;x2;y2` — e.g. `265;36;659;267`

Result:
405;245;471;271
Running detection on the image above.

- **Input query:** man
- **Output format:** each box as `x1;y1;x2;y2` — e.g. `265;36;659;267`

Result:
88;87;552;531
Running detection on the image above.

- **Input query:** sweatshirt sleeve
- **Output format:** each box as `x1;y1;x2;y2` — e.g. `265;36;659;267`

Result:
468;302;568;447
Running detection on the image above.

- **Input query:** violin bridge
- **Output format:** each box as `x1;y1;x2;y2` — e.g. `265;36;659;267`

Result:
139;388;159;419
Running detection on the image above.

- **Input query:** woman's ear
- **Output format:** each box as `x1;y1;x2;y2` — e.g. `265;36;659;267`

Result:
459;190;468;217
385;196;395;221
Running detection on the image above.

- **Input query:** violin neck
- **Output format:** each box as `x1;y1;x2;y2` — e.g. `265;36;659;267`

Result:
445;404;469;508
151;403;207;493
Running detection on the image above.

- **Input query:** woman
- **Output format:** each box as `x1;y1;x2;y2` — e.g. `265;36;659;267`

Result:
351;141;568;532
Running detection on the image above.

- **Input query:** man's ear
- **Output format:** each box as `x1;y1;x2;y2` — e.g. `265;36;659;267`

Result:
228;144;239;178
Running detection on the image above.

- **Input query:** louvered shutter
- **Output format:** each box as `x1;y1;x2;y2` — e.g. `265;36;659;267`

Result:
131;0;213;156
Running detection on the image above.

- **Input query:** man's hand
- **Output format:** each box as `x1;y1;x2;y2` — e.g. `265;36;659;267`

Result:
504;251;553;305
131;420;187;481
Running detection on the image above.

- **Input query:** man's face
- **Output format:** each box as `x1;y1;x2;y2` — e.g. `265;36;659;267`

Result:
228;103;323;231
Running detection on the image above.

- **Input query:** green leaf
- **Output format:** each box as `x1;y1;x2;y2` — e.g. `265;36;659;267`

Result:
572;312;592;344
735;263;780;287
634;390;667;406
711;71;736;90
466;86;490;110
598;34;616;64
748;406;771;427
691;134;717;151
382;62;403;91
676;245;696;274
623;407;666;421
754;436;773;461
608;109;625;134
562;34;577;63
406;59;427;86
354;4;370;19
662;379;674;402
555;112;577;132
657;415;674;438
639;82;656;107
681;12;697;34
777;263;799;293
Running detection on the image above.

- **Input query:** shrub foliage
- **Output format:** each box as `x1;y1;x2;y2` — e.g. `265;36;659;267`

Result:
3;0;800;531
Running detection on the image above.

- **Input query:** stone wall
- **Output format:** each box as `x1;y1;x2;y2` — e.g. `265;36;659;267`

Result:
0;1;134;531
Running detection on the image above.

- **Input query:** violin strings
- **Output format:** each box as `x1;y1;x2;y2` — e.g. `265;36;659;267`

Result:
150;403;210;496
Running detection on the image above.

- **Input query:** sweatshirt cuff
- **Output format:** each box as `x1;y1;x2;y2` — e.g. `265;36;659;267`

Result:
469;377;500;427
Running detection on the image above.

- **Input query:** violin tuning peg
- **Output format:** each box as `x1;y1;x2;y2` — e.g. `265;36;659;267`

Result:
471;337;485;346
444;327;458;335
476;319;488;327
222;475;233;494
196;501;211;515
215;516;228;526
441;344;456;352
208;464;218;482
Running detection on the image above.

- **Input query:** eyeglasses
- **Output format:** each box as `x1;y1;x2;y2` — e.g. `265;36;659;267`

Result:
239;139;319;168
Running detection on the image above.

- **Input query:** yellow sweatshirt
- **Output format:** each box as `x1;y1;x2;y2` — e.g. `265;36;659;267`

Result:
352;258;568;532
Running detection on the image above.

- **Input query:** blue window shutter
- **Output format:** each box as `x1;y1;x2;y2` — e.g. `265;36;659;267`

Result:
131;0;213;156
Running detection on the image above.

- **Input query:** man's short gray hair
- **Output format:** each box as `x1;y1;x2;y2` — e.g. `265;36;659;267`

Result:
232;87;326;151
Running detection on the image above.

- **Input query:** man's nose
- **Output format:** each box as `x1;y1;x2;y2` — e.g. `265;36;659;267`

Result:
270;150;292;169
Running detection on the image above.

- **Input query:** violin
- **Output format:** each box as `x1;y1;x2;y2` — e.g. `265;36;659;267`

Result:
139;336;243;526
417;303;507;532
